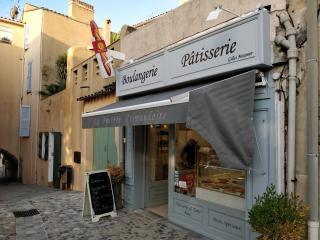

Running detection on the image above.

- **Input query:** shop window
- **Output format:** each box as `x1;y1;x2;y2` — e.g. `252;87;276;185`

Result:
174;124;245;202
147;124;168;181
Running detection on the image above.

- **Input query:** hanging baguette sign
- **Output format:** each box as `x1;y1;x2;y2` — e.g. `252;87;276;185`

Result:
90;20;125;79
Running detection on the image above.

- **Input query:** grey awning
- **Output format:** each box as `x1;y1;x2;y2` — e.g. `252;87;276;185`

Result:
186;70;256;169
82;70;256;170
82;85;203;128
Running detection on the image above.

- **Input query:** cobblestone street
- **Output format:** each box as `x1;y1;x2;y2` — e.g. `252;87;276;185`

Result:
0;180;209;240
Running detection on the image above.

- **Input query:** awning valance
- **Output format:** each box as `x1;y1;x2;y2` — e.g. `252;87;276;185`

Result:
82;85;204;128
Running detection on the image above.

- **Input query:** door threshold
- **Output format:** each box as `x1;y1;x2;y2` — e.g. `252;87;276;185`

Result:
146;204;168;218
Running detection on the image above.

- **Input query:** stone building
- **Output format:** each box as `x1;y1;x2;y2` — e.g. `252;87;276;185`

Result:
19;0;98;185
0;0;318;239
82;0;319;239
38;37;121;190
0;17;24;178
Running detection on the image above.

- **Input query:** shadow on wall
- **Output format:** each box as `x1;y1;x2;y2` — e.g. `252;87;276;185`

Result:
40;33;71;93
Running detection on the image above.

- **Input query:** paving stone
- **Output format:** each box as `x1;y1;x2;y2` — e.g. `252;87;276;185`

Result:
0;181;210;240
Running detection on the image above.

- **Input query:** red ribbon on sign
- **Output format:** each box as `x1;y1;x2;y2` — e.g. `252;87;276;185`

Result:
92;40;107;53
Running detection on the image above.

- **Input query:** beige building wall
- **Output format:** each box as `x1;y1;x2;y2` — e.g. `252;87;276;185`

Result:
36;42;119;191
68;0;94;25
40;9;92;88
0;18;24;160
20;1;95;185
20;8;43;184
64;45;119;191
64;47;94;190
38;91;65;185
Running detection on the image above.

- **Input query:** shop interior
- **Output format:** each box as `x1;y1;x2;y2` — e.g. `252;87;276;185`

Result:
144;124;246;218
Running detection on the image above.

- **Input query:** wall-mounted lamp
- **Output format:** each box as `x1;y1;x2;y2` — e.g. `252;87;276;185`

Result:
206;5;240;21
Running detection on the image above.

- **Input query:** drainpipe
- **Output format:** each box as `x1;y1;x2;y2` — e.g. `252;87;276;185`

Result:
306;0;319;238
275;11;298;195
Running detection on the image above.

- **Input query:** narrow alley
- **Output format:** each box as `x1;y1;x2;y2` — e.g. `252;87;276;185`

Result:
0;180;208;240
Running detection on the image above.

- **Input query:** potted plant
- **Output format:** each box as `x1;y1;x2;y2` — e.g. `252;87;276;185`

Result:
107;164;125;210
248;184;308;240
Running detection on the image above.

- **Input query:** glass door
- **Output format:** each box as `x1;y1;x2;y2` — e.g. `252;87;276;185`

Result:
145;124;169;208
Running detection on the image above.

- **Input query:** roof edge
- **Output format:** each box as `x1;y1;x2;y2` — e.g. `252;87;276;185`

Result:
0;17;24;26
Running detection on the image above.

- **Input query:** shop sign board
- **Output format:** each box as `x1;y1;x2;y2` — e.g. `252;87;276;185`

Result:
117;52;165;96
167;10;270;85
82;170;117;222
116;10;271;97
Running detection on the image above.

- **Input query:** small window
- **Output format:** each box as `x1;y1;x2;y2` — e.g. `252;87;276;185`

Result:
93;58;99;75
74;151;81;164
27;61;32;93
82;64;88;81
20;105;31;137
0;25;13;44
73;69;78;85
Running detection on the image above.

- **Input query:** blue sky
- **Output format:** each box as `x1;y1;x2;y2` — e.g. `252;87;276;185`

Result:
0;0;179;32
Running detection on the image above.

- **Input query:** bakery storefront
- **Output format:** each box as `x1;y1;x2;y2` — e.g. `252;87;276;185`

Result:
83;9;279;240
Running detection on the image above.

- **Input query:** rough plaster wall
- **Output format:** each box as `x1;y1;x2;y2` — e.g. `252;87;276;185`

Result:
37;91;65;186
319;7;320;208
41;10;92;90
68;2;94;25
0;21;23;160
64;47;92;190
120;0;286;60
21;9;43;184
295;47;307;200
47;46;119;191
68;43;120;190
286;0;308;200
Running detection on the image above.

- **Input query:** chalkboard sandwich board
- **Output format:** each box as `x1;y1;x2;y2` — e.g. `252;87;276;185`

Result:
82;170;117;222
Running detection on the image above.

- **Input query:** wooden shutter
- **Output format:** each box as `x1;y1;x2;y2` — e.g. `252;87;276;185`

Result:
20;105;31;137
38;132;42;158
27;62;32;92
24;25;30;50
44;133;49;160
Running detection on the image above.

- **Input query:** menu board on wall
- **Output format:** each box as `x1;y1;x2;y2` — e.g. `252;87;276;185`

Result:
82;170;117;222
